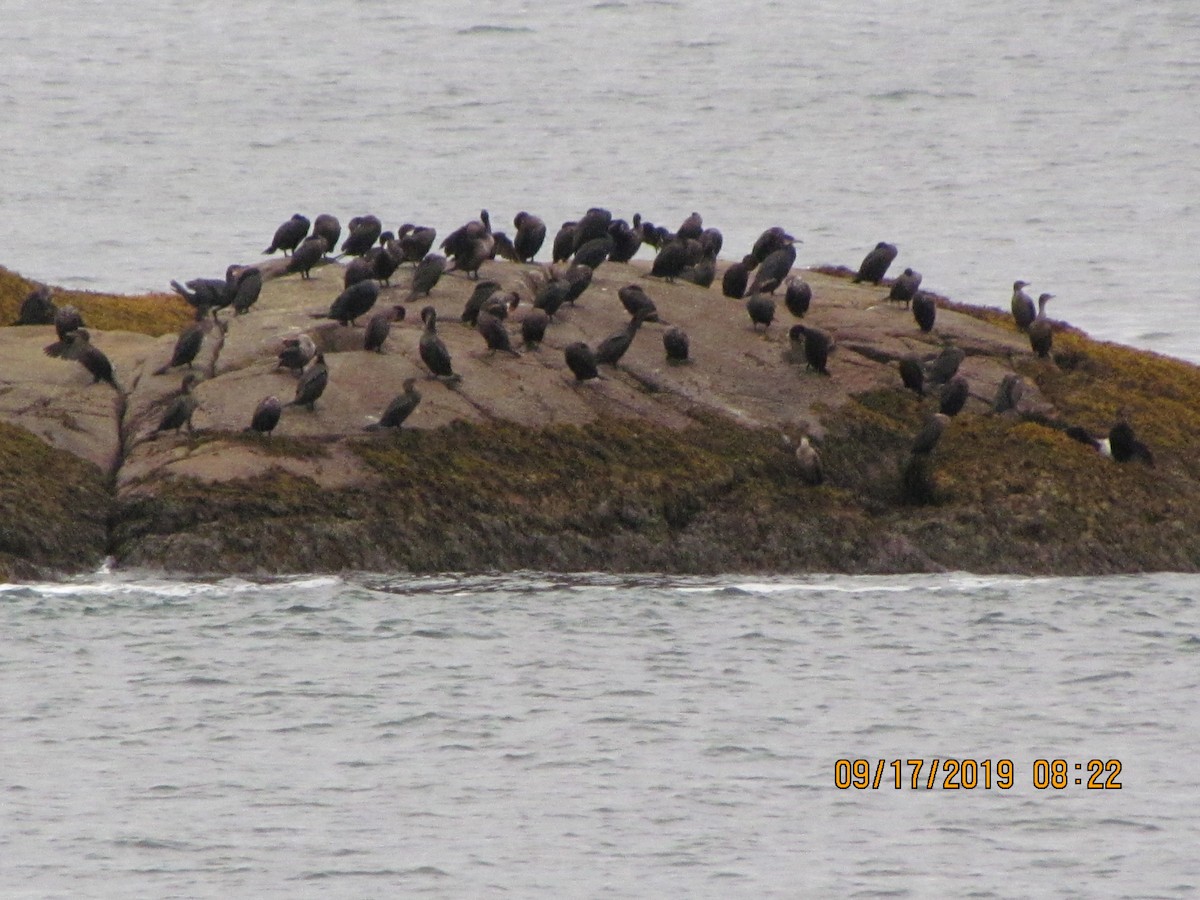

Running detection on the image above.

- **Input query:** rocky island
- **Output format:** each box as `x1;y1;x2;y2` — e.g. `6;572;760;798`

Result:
2;230;1198;580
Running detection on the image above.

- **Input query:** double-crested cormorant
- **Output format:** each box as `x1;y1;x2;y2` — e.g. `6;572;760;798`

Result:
552;221;577;262
461;280;504;326
155;373;200;435
51;328;120;390
924;345;964;386
287;235;328;279
564;341;600;382
699;227;723;259
395;224;437;264
899;355;925;396
681;251;717;288
1028;293;1054;358
442;210;494;278
573;235;613;270
607;214;642;263
170;273;228;311
419;306;458;379
649;240;689;282
364;305;406;352
853;241;898;284
722;257;751;299
154;308;213;375
491;232;519;262
513;212;547;262
562;264;593;305
911;291;936;332
794;436;824;485
13;285;56;325
784;276;812;318
911;412;950;454
677;211;703;241
1010;280;1035;330
370;241;401;285
277;333;316;374
343;255;374;289
317;279;379;326
287;352;328;410
521;308;550;350
43;305;86;357
263;214;310;255
939;375;969;416
341;215;383;257
745;292;776;331
312;214;341;256
230;266;263;315
366;378;423;431
408;253;447;301
791;325;832;375
247;395;282;436
595;310;649;366
888;268;922;307
663;327;689;362
477;309;521;357
1109;412;1154;465
747;242;797;295
993;374;1025;413
751;226;794;265
617;284;659;322
573;208;612;250
534;278;571;319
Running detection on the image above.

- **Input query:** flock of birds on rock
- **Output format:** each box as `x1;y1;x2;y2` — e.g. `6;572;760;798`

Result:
8;205;1154;482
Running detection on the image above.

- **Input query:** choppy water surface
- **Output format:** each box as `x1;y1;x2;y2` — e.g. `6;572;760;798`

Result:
2;0;1199;361
2;571;1197;897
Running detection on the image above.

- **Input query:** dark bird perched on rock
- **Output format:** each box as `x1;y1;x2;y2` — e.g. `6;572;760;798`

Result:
489;231;519;262
722;257;752;299
747;242;797;295
154;308;216;375
315;279;379;326
681;251;717;288
1109;412;1154;465
793;435;824;485
340;214;383;257
170;272;230;312
572;207;613;251
607;214;643;262
638;218;665;249
562;264;594;305
1010;280;1036;331
419;306;459;380
676;211;703;241
442;210;494;278
617;284;660;322
461;280;504;326
48;328;121;390
911;412;950;455
42;305;85;356
993;374;1025;413
312;214;341;256
564;341;600;382
369;241;401;285
784;276;812;318
408;253;447;301
533;278;571;320
155;373;200;436
477;309;521;357
899;355;925;396
287;352;328;410
521;308;550;350
552;221;577;262
887;268;922;307
792;325;832;376
745;292;776;331
853;241;898;284
924;345;965;386
572;235;613;270
699;227;723;259
263;214;310;255
939;375;969;416
751;226;795;265
230;266;263;315
911;291;936;332
276;332;316;374
649;240;689;282
595;310;650;366
13;284;56;325
663;326;689;362
365;378;423;431
343;254;374;289
1028;293;1054;358
364;305;406;352
395;224;437;264
247;395;282;436
286;235;328;279
513;211;546;262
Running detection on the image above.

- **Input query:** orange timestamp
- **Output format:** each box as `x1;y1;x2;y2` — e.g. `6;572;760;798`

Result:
833;758;1123;790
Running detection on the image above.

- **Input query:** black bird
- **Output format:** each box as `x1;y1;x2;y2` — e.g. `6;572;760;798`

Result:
617;284;659;322
364;305;406;352
925;346;965;386
681;251;717;288
51;328;120;390
366;379;423;431
746;292;776;331
312;214;341;256
552;221;578;262
649;240;689;282
343;255;374;289
442;210;494;278
42;305;85;356
408;253;447;301
370;241;401;285
572;235;613;270
595;310;649;366
247;395;282;436
170;273;229;311
911;413;950;454
1028;294;1054;358
419;307;458;379
564;341;600;382
562;265;594;305
13;285;56;325
461;280;504;326
491;232;519;262
751;227;795;265
747;242;797;295
287;235;328;279
513;212;547;262
607;214;642;263
155;373;200;435
1109;414;1154;465
287;352;328;410
854;241;898;284
792;325;831;375
912;291;936;332
154;308;213;375
230;266;263;315
477;309;521;357
888;268;922;307
699;227;723;259
533;278;571;319
395;224;437;264
1011;280;1036;331
572;207;612;250
341;215;383;257
899;355;925;396
263;214;310;255
722;258;751;299
993;374;1025;413
317;280;379;326
521;308;550;350
784;277;812;318
276;333;316;374
663;327;689;362
939;375;969;416
677;211;703;241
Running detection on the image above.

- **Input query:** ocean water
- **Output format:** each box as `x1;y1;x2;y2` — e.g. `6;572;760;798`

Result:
1;571;1198;897
2;0;1198;363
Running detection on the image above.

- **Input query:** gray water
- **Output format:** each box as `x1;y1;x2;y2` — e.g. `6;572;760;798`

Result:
2;572;1198;897
3;0;1199;362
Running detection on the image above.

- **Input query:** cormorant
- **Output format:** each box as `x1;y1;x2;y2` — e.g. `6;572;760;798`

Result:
155;373;200;435
993;374;1025;413
276;333;316;374
699;227;723;259
287;235;328;279
681;251;717;288
343;255;374;289
751;226;794;265
562;264;594;305
247;395;282;436
154;308;213;375
533;278;571;319
1028;294;1054;358
794;436;824;485
912;291;936;332
317;279;379;326
341;215;383;257
572;207;612;250
408;253;447;301
42;304;85;356
1011;280;1036;330
52;328;120;390
13;285;56;325
572;235;613;270
263;214;310;255
521;308;550;349
366;378;423;431
617;284;659;322
784;276;812;318
911;412;950;454
442;210;493;278
649;240;689;282
792;325;831;375
477;309;521;357
663;326;689;362
899;355;925;396
677;211;703;241
722;258;751;299
939;375;969;416
513;212;547;262
287;352;328;410
230;266;263;315
853;241;898;284
607;214;642;263
925;345;964;386
746;292;776;331
564;341;600;382
396;224;437;264
1109;412;1154;465
595;310;649;366
888;268;922;307
419;307;458;379
461;280;504;326
370;241;401;285
552;221;578;262
364;305;406;352
747;242;797;295
312;214;341;256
